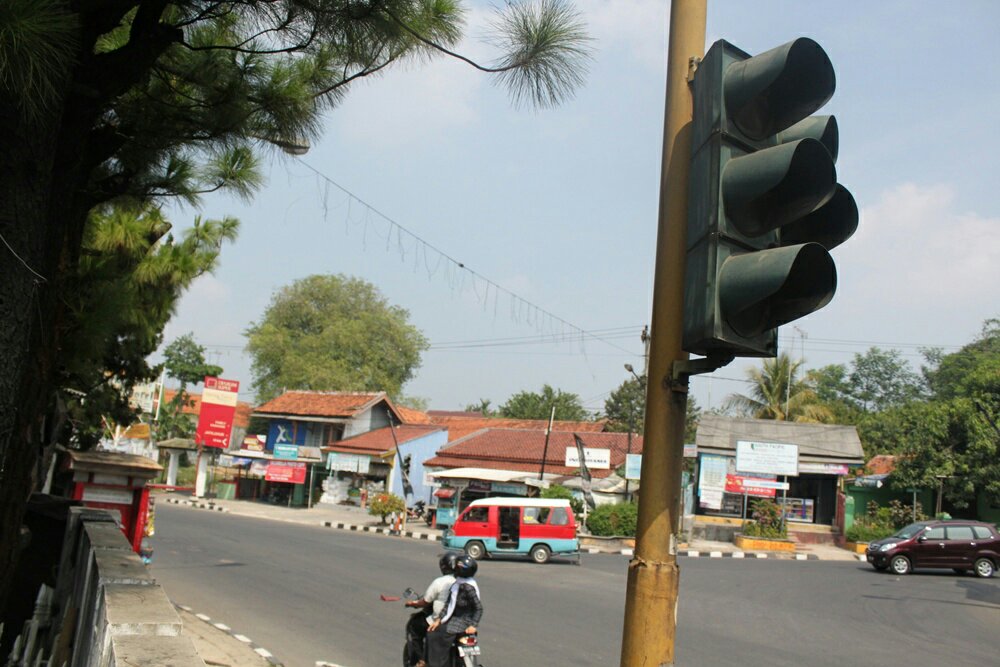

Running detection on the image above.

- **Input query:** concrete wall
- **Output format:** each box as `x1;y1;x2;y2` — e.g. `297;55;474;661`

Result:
8;506;204;667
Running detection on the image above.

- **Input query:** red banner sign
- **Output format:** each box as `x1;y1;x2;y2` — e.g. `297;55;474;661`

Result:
265;461;307;484
725;474;777;498
195;377;240;449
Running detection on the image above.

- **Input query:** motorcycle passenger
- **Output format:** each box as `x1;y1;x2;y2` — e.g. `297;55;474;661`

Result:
404;553;458;666
426;555;482;667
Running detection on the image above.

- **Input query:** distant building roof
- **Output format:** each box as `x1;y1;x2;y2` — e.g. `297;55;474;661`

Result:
162;389;252;430
324;424;444;456
424;428;642;479
395;405;434;424
427;414;607;442
695;414;865;465
254;391;389;419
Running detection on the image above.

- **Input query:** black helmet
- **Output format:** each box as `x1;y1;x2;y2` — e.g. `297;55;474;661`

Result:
454;554;478;578
438;552;458;575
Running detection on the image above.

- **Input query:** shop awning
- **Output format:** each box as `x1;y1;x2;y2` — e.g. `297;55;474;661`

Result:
434;487;456;498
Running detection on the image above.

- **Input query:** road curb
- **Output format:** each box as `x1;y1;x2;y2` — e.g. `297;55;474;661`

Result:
164;497;229;512
319;520;443;541
176;603;283;667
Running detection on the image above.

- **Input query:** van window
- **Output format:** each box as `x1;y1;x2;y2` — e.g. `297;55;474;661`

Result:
946;526;974;540
923;526;945;540
550;507;569;526
524;507;550;524
462;507;488;522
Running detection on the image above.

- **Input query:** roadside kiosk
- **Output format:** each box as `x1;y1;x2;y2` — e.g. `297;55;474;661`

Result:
63;450;161;554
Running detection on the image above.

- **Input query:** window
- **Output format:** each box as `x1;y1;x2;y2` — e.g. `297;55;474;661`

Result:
946;526;974;540
523;507;550;524
923;527;946;540
462;507;488;522
550;507;569;526
972;526;994;539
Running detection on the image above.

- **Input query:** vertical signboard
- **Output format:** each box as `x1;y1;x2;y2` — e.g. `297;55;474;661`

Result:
195;377;240;449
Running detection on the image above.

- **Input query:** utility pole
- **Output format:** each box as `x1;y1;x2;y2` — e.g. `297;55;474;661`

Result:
620;2;705;665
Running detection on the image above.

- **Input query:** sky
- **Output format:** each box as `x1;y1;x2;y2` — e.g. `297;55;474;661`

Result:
160;0;1000;416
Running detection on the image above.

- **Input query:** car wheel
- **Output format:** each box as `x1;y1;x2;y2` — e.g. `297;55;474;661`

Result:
464;541;486;560
890;555;911;575
530;544;551;564
974;557;995;578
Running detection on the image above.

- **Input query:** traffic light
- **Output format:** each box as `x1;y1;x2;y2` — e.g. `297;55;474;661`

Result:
683;38;858;357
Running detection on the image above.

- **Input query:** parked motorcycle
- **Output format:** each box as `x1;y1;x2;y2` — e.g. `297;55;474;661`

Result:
407;500;426;521
386;587;482;667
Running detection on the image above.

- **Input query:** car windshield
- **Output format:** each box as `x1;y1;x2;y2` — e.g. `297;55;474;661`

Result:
893;522;927;539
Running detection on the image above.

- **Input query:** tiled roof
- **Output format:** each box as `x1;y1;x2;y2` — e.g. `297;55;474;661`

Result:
865;455;897;475
161;389;252;429
424;429;642;479
325;424;443;456
427;414;607;442
253;391;385;418
395;405;434;424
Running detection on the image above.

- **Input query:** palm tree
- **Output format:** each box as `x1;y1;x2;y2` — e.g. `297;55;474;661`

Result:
724;353;833;423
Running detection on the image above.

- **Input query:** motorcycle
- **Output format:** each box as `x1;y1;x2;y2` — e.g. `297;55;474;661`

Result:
407;500;427;521
385;588;483;667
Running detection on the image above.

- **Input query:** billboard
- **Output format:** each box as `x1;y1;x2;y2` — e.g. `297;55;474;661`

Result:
195;377;240;449
735;440;799;477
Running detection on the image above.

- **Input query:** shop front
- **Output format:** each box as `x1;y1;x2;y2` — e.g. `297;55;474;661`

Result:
427;468;556;528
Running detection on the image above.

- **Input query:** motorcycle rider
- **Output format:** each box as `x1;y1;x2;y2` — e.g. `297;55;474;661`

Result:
426;555;482;667
404;553;458;666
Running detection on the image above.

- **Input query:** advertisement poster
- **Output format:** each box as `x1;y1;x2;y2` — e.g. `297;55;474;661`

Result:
195;377;240;449
735;440;799;476
698;454;729;510
265;461;307;484
724;474;778;498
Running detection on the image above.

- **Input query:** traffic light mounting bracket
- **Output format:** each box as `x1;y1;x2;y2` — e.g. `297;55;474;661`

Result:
670;353;735;392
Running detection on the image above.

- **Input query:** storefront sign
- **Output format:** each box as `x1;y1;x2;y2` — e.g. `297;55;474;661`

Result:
468;479;492;491
274;443;298;460
326;452;371;473
491;482;527;496
799;462;850;476
724;474;778;498
265;461;307;484
196;377;240;449
242;435;265;452
625;453;642;480
683;443;698;458
564;447;611;470
698;454;729;510
736;441;799;477
81;488;134;505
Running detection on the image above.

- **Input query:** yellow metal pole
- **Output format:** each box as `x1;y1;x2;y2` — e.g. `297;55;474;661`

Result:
620;1;705;666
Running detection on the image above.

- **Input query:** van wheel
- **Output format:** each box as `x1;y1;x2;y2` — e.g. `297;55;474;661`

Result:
530;544;551;564
464;541;486;560
974;558;995;578
890;555;911;575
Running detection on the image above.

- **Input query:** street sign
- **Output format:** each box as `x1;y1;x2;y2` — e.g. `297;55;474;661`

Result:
736;440;799;476
273;443;298;460
564;447;611;470
195;377;240;449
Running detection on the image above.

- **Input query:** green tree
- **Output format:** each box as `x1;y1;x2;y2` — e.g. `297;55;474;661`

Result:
245;274;429;401
464;399;497;416
603;374;700;442
499;384;589;421
724;353;832;422
155;334;224;440
0;0;592;615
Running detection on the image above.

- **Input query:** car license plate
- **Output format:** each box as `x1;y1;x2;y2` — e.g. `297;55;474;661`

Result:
459;646;481;656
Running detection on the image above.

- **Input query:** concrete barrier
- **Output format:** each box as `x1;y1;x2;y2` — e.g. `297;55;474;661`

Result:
7;506;204;667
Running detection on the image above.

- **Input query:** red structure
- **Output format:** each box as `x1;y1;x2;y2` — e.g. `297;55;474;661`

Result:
64;451;162;553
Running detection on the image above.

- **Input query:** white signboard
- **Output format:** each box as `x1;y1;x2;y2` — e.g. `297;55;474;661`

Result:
327;452;371;474
564;447;611;470
625;453;642;480
736;441;799;477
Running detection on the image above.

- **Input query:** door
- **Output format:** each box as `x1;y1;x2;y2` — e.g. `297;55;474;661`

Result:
497;507;521;549
942;525;976;568
910;525;947;567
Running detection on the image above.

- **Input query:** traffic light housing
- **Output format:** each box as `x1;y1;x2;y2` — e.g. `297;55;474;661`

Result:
683;38;858;357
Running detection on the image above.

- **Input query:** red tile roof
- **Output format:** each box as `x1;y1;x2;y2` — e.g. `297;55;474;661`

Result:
865;455;898;475
424;429;642;479
324;424;444;456
427;414;607;442
161;389;252;429
253;391;386;418
395;405;434;425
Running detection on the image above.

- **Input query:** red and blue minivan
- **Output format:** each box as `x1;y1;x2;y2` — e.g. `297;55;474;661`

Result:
442;497;580;564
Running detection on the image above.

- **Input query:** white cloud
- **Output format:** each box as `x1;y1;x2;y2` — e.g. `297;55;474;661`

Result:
838;182;999;319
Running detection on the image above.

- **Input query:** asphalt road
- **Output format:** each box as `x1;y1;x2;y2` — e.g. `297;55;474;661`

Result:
152;503;1000;667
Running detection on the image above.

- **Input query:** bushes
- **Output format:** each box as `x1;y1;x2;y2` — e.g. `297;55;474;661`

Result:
368;492;405;524
846;499;926;543
741;499;787;539
586;502;638;537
